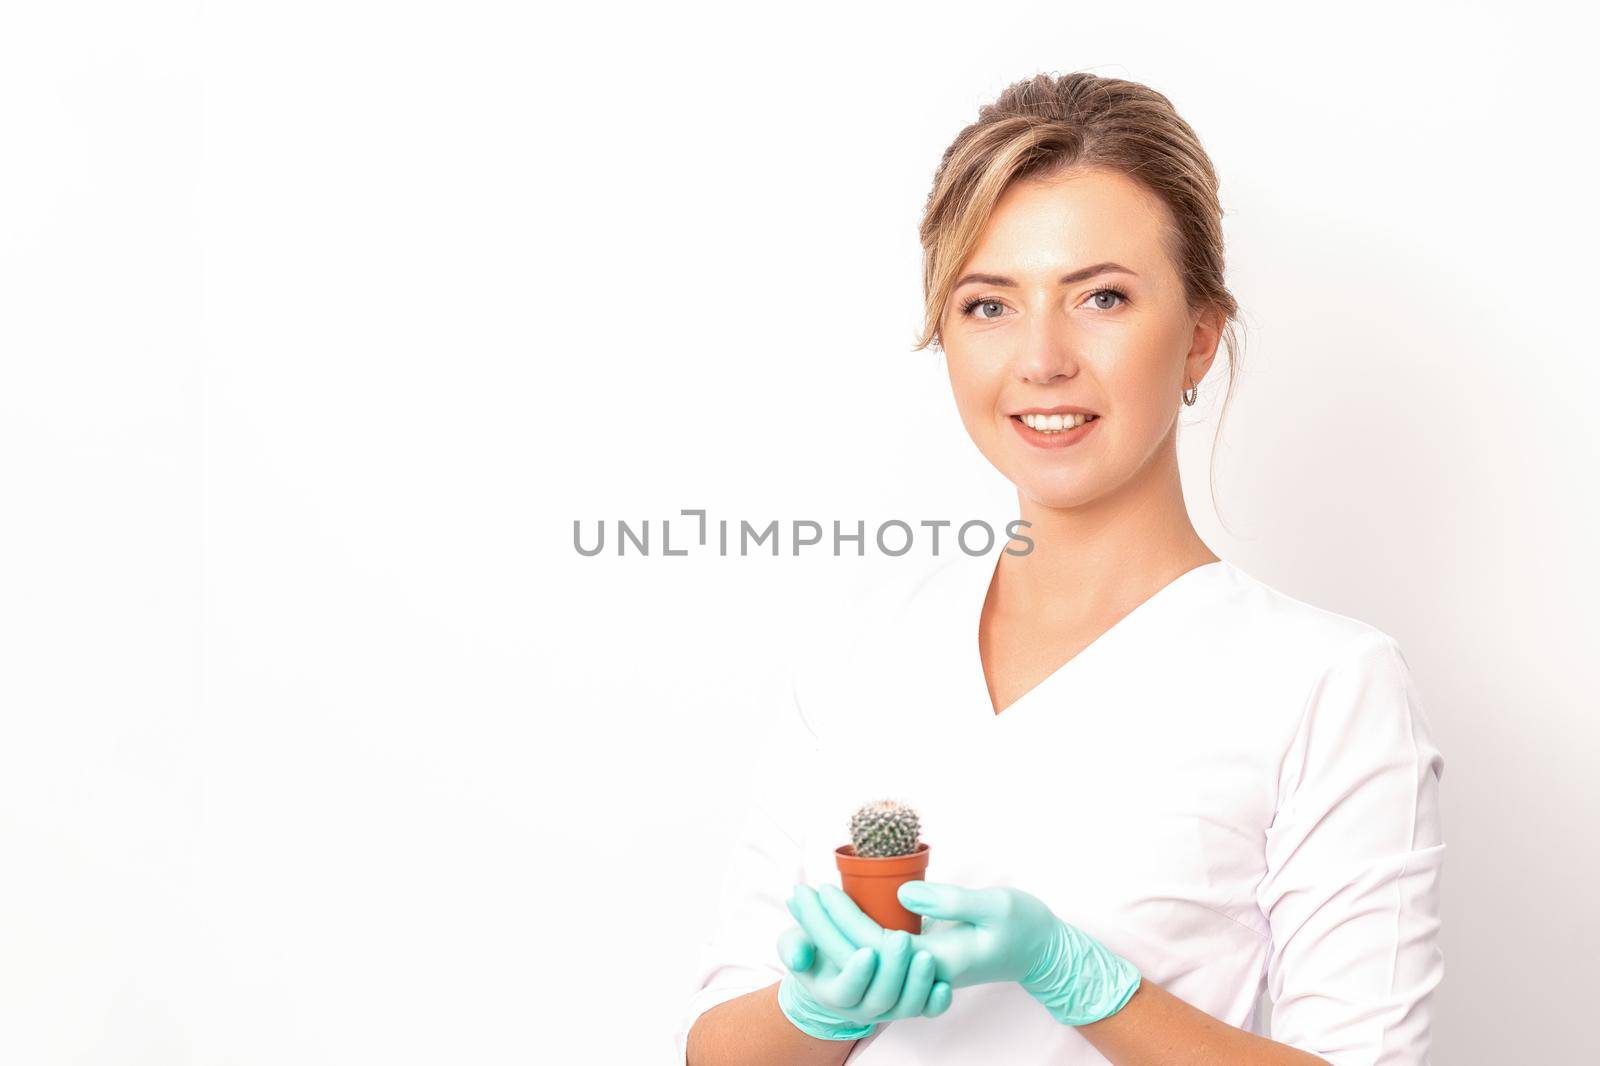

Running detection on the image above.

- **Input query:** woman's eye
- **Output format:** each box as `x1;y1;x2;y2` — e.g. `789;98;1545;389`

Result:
1088;288;1127;311
966;299;1005;320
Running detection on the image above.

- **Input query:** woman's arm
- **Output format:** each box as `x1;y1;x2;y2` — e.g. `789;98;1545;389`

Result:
686;982;858;1066
1076;979;1328;1066
1080;630;1446;1066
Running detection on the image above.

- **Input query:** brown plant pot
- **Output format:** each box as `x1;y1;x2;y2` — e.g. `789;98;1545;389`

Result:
834;842;931;933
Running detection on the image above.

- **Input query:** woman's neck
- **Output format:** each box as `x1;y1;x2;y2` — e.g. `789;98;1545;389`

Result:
999;446;1216;624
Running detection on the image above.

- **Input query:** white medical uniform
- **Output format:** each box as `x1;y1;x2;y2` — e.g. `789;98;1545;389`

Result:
674;550;1445;1066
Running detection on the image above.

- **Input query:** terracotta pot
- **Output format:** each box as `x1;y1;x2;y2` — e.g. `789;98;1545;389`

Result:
834;842;931;933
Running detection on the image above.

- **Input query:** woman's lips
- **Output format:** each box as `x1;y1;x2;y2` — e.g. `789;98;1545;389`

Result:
1010;414;1099;450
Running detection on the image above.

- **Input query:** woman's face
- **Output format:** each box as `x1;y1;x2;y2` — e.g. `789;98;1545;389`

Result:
940;167;1221;510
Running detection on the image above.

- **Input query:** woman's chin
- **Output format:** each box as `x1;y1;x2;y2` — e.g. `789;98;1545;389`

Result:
1013;476;1102;512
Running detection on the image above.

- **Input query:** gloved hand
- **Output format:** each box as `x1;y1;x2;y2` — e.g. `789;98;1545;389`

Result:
773;883;954;1041
789;879;1141;1027
897;880;1141;1025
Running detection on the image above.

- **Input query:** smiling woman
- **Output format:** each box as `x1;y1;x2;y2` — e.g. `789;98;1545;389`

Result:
679;71;1444;1066
915;82;1242;519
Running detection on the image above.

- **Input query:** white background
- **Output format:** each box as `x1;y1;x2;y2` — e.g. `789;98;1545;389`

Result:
2;1;1596;1062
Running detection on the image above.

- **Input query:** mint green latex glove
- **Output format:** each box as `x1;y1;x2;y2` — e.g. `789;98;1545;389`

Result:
787;878;1139;1027
896;880;1142;1026
773;884;953;1041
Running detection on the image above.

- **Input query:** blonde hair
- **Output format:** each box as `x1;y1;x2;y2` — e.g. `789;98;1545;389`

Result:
915;72;1246;516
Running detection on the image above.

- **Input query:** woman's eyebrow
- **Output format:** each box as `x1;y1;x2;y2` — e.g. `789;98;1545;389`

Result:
953;261;1138;289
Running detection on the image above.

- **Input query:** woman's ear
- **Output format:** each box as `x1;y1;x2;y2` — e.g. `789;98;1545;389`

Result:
1184;305;1225;385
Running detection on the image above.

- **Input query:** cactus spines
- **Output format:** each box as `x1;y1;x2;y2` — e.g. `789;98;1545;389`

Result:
848;799;921;858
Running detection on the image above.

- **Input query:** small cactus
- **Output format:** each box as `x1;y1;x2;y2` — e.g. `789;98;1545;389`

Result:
849;799;921;858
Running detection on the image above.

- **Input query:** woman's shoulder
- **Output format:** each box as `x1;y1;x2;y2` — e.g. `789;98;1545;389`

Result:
1211;557;1406;670
1200;561;1430;752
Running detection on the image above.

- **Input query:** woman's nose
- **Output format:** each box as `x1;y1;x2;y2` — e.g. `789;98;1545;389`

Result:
1013;312;1079;385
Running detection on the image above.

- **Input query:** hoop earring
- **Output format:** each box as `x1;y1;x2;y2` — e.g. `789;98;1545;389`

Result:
1181;380;1198;406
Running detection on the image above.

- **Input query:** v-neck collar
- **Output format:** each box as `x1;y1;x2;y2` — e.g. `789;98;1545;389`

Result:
955;548;1232;721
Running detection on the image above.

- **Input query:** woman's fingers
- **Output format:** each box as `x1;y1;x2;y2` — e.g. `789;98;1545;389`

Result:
905;917;988;988
787;885;860;969
784;883;964;1024
884;948;936;1019
897;881;1006;923
817;883;889;948
776;925;816;974
817;945;878;1009
856;929;913;1017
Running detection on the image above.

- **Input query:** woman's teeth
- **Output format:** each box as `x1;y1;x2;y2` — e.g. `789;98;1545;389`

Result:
1020;413;1098;433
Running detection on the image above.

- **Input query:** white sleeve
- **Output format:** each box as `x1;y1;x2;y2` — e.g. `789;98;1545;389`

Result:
1254;631;1446;1066
671;660;822;1064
